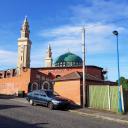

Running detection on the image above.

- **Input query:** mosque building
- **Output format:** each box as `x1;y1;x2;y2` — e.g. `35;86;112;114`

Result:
0;18;114;105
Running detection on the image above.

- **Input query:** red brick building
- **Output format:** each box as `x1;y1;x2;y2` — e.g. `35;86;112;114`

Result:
0;65;108;94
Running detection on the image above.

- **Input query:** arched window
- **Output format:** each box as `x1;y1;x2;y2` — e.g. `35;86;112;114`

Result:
43;83;49;89
41;81;51;90
31;82;38;91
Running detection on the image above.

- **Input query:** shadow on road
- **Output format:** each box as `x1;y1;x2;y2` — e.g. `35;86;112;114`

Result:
0;115;48;128
69;105;82;111
0;104;26;110
0;94;16;99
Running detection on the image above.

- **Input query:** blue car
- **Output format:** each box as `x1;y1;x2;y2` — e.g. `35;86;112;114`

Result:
26;90;71;110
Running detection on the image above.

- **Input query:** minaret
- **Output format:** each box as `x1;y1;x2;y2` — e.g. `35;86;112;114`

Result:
17;17;32;73
45;44;53;67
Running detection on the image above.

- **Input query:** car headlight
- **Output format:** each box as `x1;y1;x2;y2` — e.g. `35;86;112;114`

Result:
52;100;61;104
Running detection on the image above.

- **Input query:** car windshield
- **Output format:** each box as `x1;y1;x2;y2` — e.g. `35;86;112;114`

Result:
45;91;59;97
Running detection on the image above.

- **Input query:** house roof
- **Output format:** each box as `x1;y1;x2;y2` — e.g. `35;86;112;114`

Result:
54;71;81;81
54;71;116;85
54;71;103;82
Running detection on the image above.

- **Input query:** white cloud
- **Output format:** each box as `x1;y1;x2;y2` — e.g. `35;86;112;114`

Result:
0;50;17;69
41;26;81;38
40;23;125;57
70;0;128;24
31;54;44;67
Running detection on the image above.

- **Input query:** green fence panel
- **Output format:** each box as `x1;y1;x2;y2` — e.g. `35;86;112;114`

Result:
110;86;118;112
89;85;118;112
89;86;109;110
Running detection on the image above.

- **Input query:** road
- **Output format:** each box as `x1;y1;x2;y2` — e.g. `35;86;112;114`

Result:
0;97;127;128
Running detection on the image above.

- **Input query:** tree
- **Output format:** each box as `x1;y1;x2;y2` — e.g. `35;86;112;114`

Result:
116;77;128;90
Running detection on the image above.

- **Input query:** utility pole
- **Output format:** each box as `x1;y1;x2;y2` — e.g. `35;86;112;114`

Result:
82;27;86;108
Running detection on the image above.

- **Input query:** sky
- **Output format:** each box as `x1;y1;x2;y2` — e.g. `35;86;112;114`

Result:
0;0;128;81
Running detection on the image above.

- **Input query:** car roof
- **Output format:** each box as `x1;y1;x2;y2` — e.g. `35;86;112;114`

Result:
31;89;52;93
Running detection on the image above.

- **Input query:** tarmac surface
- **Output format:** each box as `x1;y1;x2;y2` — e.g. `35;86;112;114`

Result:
0;95;128;128
11;96;128;124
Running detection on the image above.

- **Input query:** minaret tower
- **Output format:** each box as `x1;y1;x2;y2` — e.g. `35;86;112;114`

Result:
45;44;53;67
17;17;32;73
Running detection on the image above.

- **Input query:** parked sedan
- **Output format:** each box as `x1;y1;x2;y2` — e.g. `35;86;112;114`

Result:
26;90;71;110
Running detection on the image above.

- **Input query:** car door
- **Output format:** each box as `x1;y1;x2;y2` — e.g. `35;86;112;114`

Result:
33;92;40;104
39;92;48;106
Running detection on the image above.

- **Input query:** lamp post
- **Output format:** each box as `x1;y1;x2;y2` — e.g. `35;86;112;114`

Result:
112;30;122;113
82;27;86;108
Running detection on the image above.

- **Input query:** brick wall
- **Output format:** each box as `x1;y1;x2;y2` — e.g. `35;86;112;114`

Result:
0;69;31;95
36;66;104;80
86;67;104;80
30;69;48;83
54;79;81;105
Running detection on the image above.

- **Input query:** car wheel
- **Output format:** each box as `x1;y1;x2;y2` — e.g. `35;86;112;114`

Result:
48;102;54;110
29;99;35;105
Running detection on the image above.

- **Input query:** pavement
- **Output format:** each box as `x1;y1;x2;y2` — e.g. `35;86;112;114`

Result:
69;108;128;125
9;97;128;125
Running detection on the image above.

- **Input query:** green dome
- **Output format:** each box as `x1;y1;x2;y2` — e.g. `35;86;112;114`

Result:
55;52;82;67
